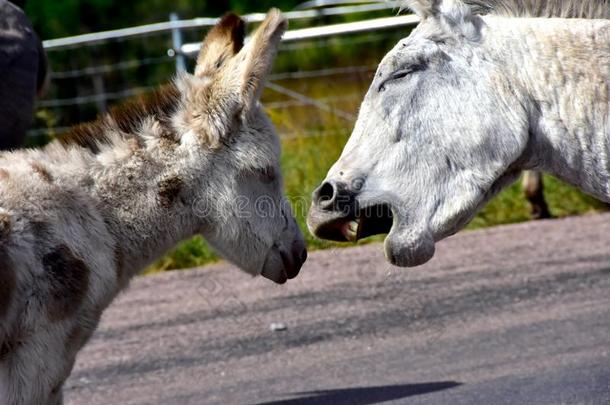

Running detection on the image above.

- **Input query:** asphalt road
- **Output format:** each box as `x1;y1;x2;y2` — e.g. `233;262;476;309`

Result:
66;214;610;405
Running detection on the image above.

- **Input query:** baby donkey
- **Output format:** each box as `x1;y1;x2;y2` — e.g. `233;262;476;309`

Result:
0;10;306;405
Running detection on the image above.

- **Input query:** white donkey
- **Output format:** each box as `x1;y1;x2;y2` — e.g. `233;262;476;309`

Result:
0;10;306;405
308;0;609;267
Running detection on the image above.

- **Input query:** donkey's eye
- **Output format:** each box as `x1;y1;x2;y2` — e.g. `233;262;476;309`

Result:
379;63;426;92
256;166;276;183
379;70;411;91
389;69;412;81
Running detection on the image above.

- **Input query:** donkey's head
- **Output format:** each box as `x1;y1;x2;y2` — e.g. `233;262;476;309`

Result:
308;0;531;267
177;10;306;283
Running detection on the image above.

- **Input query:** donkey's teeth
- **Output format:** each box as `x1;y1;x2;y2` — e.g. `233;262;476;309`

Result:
342;220;360;242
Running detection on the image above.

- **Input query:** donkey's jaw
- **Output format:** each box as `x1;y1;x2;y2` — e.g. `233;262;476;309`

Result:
308;200;437;267
307;202;394;243
384;223;436;268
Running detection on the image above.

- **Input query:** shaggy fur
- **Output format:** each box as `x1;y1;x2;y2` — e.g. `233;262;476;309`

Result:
310;0;609;266
61;84;181;153
0;10;306;405
402;0;609;18
464;0;609;219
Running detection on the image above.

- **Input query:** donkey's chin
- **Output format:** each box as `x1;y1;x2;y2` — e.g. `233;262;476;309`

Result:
383;226;435;268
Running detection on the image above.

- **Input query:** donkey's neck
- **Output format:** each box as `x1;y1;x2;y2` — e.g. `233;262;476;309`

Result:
51;129;203;283
98;149;201;280
485;16;610;201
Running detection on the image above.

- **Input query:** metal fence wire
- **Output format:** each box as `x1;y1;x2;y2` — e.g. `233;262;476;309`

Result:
30;1;418;141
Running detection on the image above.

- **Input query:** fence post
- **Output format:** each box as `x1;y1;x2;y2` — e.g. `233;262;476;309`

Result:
170;13;186;73
92;74;107;113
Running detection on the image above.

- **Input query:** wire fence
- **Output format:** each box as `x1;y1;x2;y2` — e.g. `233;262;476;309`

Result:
38;86;156;108
49;56;171;80
30;2;417;141
42;1;403;50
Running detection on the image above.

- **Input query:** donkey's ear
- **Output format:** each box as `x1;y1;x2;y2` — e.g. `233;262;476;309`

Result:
236;8;287;106
195;13;246;78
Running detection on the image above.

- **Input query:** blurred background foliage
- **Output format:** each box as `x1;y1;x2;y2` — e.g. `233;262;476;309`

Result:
15;1;609;271
25;0;302;39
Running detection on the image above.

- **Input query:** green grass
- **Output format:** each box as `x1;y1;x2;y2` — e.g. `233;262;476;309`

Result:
468;175;608;230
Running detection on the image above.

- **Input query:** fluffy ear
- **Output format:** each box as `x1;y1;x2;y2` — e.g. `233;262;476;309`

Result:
235;8;287;106
195;13;246;78
184;10;285;148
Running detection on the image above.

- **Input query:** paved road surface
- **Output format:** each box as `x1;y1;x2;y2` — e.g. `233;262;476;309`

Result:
66;214;610;404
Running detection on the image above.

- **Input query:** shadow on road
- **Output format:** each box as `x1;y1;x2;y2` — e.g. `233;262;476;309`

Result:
255;381;462;405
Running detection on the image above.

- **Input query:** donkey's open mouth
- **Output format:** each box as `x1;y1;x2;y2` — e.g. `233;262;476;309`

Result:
308;203;394;243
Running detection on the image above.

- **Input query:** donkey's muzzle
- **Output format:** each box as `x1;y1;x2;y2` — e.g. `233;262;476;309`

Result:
309;179;358;241
261;236;307;284
312;180;358;214
308;179;393;243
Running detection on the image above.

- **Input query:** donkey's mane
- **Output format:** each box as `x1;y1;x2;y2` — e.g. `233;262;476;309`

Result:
463;0;609;19
58;83;180;153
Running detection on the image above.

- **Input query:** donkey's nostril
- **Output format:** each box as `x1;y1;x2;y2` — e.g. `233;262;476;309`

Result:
317;182;335;202
313;181;337;208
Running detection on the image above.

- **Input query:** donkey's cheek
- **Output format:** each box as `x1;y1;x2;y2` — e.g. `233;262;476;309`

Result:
383;226;435;268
